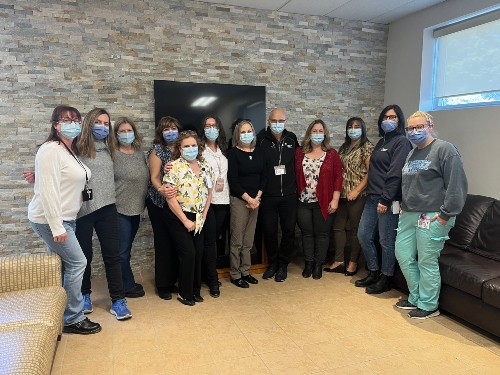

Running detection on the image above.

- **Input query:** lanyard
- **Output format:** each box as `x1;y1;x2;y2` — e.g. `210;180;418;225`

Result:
59;140;89;184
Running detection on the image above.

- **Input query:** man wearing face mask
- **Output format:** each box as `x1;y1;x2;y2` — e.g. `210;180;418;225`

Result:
257;108;299;282
395;111;467;319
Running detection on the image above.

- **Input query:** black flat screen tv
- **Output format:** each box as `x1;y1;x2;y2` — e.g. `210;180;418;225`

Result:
154;80;266;139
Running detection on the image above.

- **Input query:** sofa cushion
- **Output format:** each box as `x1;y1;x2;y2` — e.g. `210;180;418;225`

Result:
483;277;500;310
0;286;66;334
0;324;57;375
446;194;496;250
470;201;500;262
439;245;500;298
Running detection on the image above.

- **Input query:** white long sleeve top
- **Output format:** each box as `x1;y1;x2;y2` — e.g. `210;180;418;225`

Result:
28;142;91;236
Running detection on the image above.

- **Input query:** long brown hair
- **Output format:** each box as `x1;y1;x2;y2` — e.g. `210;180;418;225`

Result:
43;105;81;153
153;116;182;151
114;117;142;149
198;115;227;157
76;108;116;160
301;119;331;153
171;131;205;162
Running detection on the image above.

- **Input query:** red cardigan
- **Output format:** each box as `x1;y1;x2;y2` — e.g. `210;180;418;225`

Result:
295;147;343;220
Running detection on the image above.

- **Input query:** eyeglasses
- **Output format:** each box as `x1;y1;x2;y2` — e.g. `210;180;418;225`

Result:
58;118;81;125
382;115;397;121
204;124;218;129
269;119;286;123
405;124;428;132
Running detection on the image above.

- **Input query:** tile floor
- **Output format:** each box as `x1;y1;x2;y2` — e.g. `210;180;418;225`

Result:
51;260;500;375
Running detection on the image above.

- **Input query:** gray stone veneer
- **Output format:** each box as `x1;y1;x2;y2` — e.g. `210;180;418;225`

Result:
0;0;387;276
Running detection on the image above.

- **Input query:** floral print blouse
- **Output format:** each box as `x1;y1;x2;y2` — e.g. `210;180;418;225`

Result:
163;158;215;234
299;152;326;203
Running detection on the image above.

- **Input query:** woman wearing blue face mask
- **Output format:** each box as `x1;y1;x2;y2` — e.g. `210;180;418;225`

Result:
227;120;267;288
356;104;412;295
28;105;101;334
146;116;183;300
74;108;132;320
295;120;343;280
197;115;229;298
326;117;373;276
395;111;467;319
113;117;149;298
162;131;214;306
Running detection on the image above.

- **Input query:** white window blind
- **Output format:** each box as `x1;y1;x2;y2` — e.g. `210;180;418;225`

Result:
434;18;500;100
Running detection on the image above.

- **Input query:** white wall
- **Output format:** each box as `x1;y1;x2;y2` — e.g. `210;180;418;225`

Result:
385;0;500;199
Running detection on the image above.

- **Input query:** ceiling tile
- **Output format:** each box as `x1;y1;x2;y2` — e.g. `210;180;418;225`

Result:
279;0;351;16
368;0;445;24
326;0;415;21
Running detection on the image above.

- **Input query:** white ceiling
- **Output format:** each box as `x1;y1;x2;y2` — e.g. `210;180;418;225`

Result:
197;0;446;24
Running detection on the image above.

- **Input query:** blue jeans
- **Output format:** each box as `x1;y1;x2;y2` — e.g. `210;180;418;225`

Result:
357;195;399;276
29;220;86;326
117;213;140;292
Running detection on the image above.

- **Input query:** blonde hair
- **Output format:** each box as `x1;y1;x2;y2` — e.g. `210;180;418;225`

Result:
114;117;142;149
76;108;116;160
232;120;257;148
171;130;205;162
301;119;331;153
407;111;433;124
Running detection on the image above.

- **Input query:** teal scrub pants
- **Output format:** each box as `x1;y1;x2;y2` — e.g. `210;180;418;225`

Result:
395;211;455;311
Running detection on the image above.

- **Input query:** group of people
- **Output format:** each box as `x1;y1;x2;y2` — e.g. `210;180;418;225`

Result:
26;103;467;336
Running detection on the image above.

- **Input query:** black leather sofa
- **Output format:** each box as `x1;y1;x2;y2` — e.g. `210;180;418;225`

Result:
393;194;500;338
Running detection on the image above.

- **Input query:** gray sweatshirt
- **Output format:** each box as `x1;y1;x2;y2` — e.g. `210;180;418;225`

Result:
77;141;116;219
401;139;468;221
114;149;149;216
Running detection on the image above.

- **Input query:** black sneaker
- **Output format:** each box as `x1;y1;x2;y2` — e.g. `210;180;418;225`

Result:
275;266;287;282
262;264;278;280
408;308;440;319
242;274;259;284
157;287;172;300
125;283;145;298
395;300;417;310
209;281;220;298
231;278;249;288
63;317;101;335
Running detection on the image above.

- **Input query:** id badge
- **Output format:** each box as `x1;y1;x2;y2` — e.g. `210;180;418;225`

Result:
391;201;400;215
274;165;286;176
417;213;430;229
215;177;225;192
82;188;93;202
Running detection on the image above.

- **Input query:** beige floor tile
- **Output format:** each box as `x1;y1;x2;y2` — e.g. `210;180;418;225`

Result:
189;300;231;322
114;348;165;375
363;353;423;374
206;332;256;361
167;363;220;375
196;316;242;339
315;312;370;338
216;354;271;375
282;322;332;346
52;335;68;368
159;339;213;371
264;305;316;326
60;357;113;375
154;319;202;345
301;339;362;370
260;347;321;375
245;326;298;354
405;346;473;375
62;329;113;364
322;363;376;375
112;327;158;355
231;311;281;333
337;334;399;362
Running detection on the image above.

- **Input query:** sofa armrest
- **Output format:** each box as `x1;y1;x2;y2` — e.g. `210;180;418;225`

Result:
0;253;62;293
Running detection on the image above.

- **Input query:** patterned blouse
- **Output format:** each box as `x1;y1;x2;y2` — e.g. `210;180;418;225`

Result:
163;158;215;234
339;141;374;198
299;153;326;203
146;144;172;208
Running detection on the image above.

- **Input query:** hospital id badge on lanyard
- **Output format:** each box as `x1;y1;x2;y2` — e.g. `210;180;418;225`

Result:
418;214;430;229
274;165;286;175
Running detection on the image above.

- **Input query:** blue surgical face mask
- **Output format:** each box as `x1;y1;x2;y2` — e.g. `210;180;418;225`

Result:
310;133;324;145
381;120;397;133
204;128;219;141
270;122;285;135
117;132;135;146
92;125;109;140
347;128;362;140
240;132;254;145
60;122;81;140
408;128;428;145
163;130;178;144
182;146;198;161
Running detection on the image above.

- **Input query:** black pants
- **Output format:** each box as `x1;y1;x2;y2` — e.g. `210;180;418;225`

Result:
260;194;297;267
202;204;228;284
76;204;124;302
296;201;335;263
164;206;203;300
146;197;178;289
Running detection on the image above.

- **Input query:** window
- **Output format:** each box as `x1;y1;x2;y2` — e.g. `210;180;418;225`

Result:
431;10;500;110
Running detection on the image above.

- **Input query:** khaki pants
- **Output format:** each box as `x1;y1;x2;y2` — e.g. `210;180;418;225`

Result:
229;196;258;279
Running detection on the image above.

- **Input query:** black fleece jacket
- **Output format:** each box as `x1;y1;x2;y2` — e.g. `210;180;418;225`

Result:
256;127;299;197
366;130;412;207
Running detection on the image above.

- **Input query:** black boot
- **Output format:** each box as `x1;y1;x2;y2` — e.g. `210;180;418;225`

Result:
302;261;313;278
312;263;323;280
366;274;392;294
354;270;380;287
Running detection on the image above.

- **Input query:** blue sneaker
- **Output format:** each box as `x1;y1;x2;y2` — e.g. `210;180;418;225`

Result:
83;294;93;314
110;298;132;320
